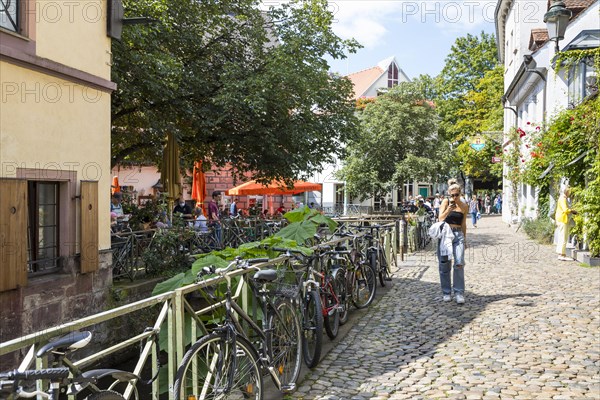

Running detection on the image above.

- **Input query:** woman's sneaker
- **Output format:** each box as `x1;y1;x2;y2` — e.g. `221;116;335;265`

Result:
443;294;452;302
456;293;465;304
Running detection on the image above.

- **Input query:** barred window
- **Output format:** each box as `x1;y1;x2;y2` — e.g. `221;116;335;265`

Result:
0;0;19;33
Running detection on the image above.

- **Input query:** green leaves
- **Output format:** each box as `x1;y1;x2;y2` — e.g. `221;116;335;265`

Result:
275;222;318;244
112;0;359;182
339;81;445;200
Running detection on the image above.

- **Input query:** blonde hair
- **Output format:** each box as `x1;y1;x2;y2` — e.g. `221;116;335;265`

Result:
447;178;461;195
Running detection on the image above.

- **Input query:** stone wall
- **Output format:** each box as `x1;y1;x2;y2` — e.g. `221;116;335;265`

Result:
0;250;113;367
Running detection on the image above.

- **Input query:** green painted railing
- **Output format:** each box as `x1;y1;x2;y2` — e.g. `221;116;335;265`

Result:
1;217;399;399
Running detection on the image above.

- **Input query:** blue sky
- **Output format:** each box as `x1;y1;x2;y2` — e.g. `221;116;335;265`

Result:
325;0;498;78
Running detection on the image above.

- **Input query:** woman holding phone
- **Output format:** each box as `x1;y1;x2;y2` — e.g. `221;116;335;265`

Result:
437;179;469;304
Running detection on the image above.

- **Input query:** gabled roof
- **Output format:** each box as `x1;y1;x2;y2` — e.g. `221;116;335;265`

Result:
345;56;410;100
346;66;384;100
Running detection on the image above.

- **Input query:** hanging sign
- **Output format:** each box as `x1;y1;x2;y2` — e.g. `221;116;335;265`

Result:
470;136;486;151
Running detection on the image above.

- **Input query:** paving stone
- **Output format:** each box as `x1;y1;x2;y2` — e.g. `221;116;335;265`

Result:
289;217;600;399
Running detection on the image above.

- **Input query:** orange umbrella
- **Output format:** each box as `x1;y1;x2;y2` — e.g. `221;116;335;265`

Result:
111;176;120;194
226;180;322;196
191;161;207;214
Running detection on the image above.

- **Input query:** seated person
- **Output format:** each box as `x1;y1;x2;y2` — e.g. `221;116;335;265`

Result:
417;199;432;213
402;201;418;213
194;207;208;232
110;192;124;217
173;198;193;218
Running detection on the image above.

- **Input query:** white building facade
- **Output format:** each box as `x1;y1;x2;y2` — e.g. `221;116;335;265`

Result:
495;0;599;223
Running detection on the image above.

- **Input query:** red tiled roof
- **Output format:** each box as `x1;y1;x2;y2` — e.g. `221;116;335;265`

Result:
529;29;549;51
346;66;384;100
550;0;596;19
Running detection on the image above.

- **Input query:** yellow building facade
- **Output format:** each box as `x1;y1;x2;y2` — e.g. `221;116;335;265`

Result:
1;0;115;341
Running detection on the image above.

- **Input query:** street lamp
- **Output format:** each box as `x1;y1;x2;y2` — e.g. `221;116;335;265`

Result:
544;0;572;52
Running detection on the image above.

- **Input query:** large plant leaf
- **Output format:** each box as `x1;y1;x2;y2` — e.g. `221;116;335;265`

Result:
283;206;312;222
191;254;230;275
307;212;338;232
152;271;195;295
275;221;318;244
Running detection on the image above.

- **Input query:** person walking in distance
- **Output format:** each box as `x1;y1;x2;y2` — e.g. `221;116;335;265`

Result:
468;194;480;228
433;193;441;219
208;191;222;248
438;179;468;304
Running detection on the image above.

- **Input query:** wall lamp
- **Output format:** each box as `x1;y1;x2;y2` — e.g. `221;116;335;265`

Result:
544;0;572;53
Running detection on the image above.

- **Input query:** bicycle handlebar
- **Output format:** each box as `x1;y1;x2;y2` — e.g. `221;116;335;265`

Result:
198;257;270;278
0;368;70;381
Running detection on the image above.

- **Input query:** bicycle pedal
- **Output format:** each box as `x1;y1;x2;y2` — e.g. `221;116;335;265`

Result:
281;384;296;393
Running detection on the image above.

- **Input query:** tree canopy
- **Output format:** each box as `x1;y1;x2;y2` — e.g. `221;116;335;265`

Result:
111;0;360;182
435;32;499;141
338;80;450;200
435;32;503;183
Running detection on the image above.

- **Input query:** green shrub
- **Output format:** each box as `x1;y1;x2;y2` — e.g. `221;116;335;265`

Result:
522;217;555;245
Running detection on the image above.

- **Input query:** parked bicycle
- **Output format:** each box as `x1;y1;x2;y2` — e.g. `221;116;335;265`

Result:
173;257;302;400
334;232;377;310
0;331;138;400
354;225;392;287
272;247;324;369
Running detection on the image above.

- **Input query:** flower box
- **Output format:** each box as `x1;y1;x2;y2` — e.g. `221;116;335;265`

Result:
582;252;600;267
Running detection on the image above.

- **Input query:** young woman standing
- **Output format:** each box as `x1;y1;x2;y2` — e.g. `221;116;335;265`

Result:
438;180;469;304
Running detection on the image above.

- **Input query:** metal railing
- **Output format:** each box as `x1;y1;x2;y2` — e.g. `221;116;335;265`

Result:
3;219;400;399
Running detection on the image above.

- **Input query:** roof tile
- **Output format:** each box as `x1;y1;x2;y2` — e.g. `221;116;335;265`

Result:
529;28;550;51
345;66;384;100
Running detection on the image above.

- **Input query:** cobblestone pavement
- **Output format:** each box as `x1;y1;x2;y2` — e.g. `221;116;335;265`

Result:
291;216;600;400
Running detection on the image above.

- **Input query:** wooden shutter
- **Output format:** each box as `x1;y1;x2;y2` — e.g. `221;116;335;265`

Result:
80;181;99;273
0;179;28;291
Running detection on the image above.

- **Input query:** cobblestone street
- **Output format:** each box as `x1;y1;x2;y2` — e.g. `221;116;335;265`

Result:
292;216;600;400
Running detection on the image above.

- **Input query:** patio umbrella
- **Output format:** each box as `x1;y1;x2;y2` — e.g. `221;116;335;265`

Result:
161;132;181;219
111;176;120;194
226;180;322;196
191;160;207;214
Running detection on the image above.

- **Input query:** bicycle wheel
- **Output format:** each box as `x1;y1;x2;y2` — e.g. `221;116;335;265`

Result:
334;267;349;325
174;333;262;400
268;300;302;390
352;263;377;309
378;250;388;287
85;391;126;400
322;276;340;339
302;289;323;368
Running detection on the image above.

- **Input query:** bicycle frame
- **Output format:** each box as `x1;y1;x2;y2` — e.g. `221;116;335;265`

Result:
217;270;294;391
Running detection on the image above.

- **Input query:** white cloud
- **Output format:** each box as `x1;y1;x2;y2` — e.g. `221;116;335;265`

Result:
328;1;406;47
330;0;497;41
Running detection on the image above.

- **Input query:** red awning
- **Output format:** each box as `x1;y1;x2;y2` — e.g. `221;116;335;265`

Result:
226;180;322;196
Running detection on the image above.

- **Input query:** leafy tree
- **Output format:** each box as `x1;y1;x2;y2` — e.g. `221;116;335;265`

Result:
435;32;499;141
453;65;504;181
338;81;449;200
111;0;360;182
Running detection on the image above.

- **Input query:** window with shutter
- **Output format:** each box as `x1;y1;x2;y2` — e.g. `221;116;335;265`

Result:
0;179;28;291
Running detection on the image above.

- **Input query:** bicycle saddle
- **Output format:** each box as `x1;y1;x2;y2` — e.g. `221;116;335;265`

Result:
253;269;277;283
36;331;92;357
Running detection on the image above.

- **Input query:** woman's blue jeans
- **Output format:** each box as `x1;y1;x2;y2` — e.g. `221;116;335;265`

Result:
437;230;465;295
471;212;478;226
